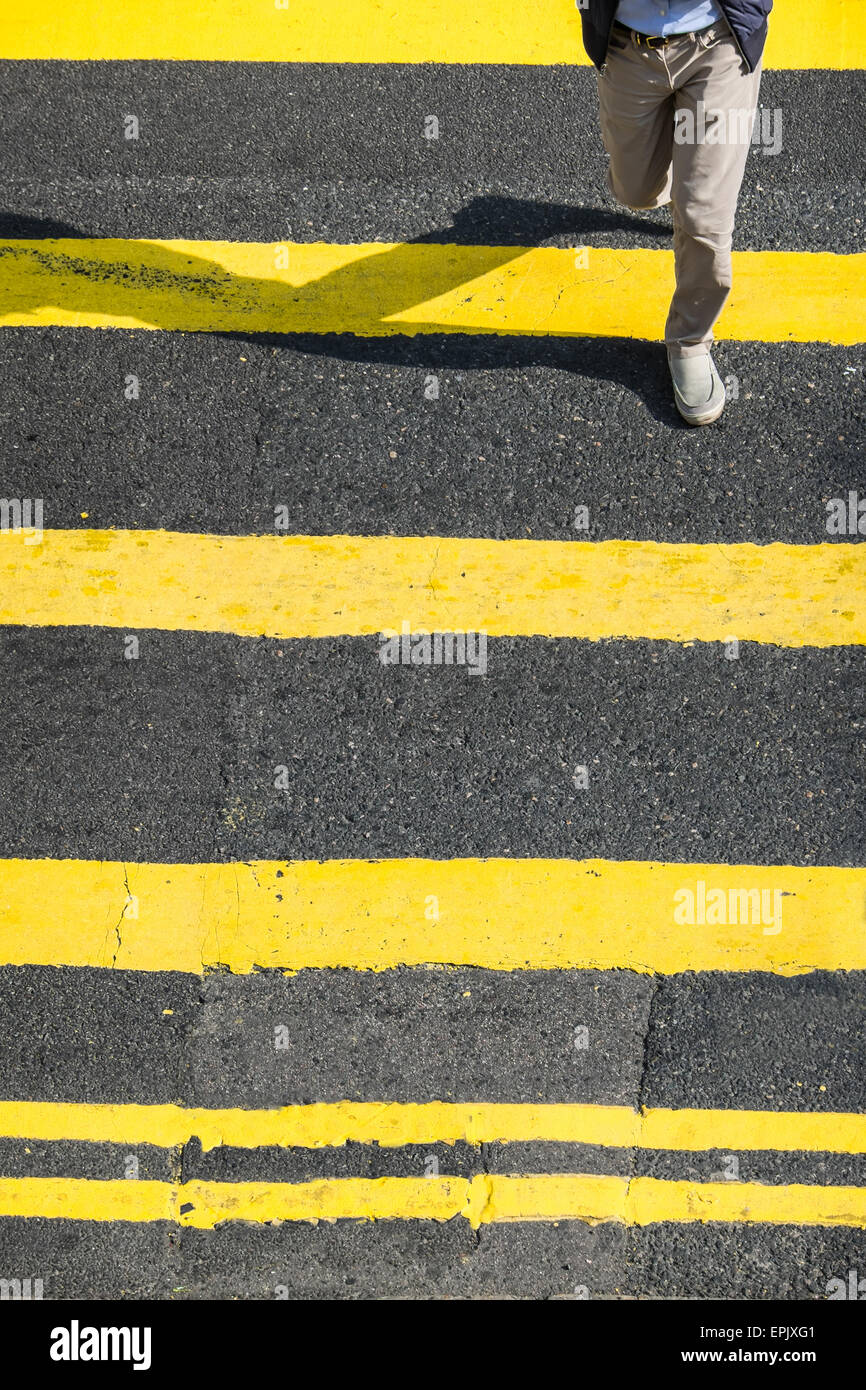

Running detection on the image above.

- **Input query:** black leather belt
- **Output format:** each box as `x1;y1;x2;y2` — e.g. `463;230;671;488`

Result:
612;20;722;51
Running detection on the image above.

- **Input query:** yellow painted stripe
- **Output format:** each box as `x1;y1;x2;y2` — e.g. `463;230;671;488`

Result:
1;531;864;648
2;1175;865;1228
1;0;860;68
0;240;862;345
486;1176;866;1229
2;857;864;976
1;1100;865;1155
0;1177;175;1223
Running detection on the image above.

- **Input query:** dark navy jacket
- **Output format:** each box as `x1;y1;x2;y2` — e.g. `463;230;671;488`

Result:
579;0;773;72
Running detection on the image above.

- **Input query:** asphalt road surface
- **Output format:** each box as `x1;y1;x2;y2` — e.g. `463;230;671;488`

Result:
0;1;864;1301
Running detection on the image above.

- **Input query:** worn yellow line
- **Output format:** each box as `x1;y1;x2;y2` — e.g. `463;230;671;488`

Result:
0;1177;175;1223
181;1177;478;1227
2;1175;865;1228
1;1099;865;1155
636;1107;866;1155
1;531;863;647
1;0;859;67
1;858;864;976
0;240;862;345
487;1176;866;1229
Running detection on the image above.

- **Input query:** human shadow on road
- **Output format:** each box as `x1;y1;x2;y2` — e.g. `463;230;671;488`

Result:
0;197;681;423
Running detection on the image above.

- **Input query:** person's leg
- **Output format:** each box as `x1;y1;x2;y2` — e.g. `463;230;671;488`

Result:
665;30;763;357
596;34;676;213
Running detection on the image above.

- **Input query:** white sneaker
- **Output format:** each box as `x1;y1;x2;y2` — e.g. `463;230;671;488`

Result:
667;351;726;426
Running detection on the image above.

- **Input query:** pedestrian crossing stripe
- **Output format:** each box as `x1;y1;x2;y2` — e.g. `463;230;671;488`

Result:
1;240;862;345
2;1174;865;1228
2;0;861;69
1;530;863;648
1;1100;865;1154
1;857;864;976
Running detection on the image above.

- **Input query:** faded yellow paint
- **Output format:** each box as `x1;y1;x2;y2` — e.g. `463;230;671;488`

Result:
1;0;859;67
2;1174;865;1228
0;1177;174;1223
0;240;862;345
178;1176;473;1227
1;1098;866;1155
487;1176;866;1229
1;857;864;976
0;530;863;647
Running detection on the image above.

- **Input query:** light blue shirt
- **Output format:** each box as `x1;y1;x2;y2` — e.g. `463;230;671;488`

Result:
615;0;723;36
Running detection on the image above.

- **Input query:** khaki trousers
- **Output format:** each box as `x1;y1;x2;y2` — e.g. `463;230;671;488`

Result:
597;23;762;357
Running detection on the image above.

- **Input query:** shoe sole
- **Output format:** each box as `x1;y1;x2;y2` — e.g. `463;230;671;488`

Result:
673;392;726;427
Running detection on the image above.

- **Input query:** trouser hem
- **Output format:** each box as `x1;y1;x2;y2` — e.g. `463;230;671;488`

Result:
666;341;714;359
